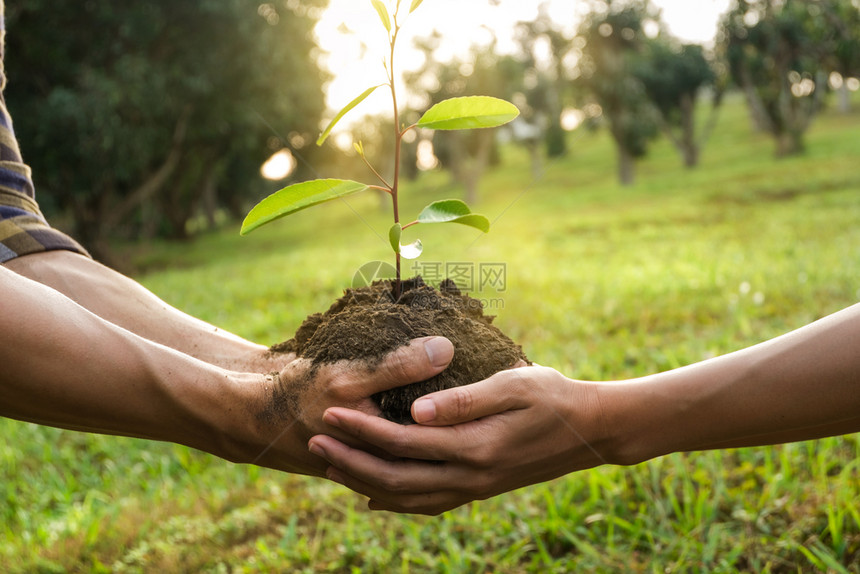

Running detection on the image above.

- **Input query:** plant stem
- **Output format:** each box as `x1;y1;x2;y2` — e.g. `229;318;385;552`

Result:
389;13;403;299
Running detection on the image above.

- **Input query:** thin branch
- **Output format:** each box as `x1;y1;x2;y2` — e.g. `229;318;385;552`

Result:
361;154;393;190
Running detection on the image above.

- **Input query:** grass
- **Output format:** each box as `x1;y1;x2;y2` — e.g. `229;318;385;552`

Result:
3;92;860;572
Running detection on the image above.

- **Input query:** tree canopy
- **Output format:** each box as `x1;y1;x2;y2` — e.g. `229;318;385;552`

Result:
717;0;859;156
634;40;720;167
574;0;660;185
6;0;327;259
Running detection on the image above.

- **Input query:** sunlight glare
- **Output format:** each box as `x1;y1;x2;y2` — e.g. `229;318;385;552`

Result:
314;0;732;134
261;149;297;181
560;108;584;131
416;139;438;171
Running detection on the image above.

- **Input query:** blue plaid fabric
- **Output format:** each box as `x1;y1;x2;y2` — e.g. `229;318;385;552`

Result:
0;0;89;263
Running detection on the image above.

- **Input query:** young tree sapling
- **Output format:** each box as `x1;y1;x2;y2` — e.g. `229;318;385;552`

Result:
240;0;519;299
240;0;527;423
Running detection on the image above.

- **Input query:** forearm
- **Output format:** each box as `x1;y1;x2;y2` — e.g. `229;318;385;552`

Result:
4;251;284;372
608;303;860;463
0;265;256;457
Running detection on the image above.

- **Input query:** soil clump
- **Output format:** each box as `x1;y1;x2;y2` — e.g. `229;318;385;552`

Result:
272;276;528;423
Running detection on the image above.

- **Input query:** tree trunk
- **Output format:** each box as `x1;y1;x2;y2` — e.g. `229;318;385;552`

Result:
447;130;492;204
463;178;478;206
71;191;129;271
103;109;190;234
679;93;699;168
199;165;219;230
775;130;804;157
682;144;699;169
617;144;634;186
607;112;636;186
838;82;851;114
466;130;493;204
224;191;245;222
445;132;465;189
739;66;772;133
160;152;212;240
528;139;543;180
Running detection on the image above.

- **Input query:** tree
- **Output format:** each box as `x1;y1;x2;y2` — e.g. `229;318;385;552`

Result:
634;39;722;168
574;0;660;185
514;6;574;160
718;0;831;157
6;0;327;259
821;0;860;113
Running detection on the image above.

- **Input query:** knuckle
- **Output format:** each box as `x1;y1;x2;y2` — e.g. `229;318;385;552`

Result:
451;387;476;421
382;348;415;383
497;371;525;401
470;445;495;469
326;366;355;396
376;469;409;494
465;474;493;498
385;431;414;458
347;421;370;443
462;435;499;469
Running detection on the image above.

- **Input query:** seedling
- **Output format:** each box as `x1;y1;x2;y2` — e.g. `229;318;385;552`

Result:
241;0;518;298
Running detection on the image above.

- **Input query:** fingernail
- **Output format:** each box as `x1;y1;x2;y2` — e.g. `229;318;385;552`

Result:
424;337;453;368
308;442;327;459
412;398;436;423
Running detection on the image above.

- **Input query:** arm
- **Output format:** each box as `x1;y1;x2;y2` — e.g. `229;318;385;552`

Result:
308;303;860;514
0;264;453;476
4;250;280;373
608;302;860;456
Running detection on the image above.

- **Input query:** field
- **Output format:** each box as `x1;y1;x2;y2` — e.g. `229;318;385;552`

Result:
3;94;860;572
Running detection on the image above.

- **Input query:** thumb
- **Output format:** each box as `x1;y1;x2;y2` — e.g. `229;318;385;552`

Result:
364;336;454;395
411;368;528;426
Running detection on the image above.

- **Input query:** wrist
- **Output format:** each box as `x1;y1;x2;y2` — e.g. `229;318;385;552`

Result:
224;347;296;374
211;368;326;477
148;357;250;461
595;377;679;466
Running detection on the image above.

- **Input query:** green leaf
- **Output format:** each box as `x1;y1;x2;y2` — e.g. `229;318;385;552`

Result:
241;179;369;235
371;0;392;32
388;222;423;258
317;85;385;146
417;199;491;232
409;0;424;13
416;96;520;131
389;223;402;253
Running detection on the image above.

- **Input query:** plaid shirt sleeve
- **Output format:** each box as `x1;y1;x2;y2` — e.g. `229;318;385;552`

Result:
0;0;90;263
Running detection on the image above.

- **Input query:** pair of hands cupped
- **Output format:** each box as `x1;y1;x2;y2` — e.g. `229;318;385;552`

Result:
263;336;612;516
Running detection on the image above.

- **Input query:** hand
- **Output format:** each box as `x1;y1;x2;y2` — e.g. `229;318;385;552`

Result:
230;336;455;478
307;365;616;515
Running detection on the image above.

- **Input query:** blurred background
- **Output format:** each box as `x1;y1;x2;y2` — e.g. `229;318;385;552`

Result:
6;0;858;264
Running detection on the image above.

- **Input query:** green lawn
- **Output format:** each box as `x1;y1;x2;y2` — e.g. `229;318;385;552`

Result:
3;94;860;572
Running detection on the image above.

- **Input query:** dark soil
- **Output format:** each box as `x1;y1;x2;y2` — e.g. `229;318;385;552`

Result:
272;276;528;423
